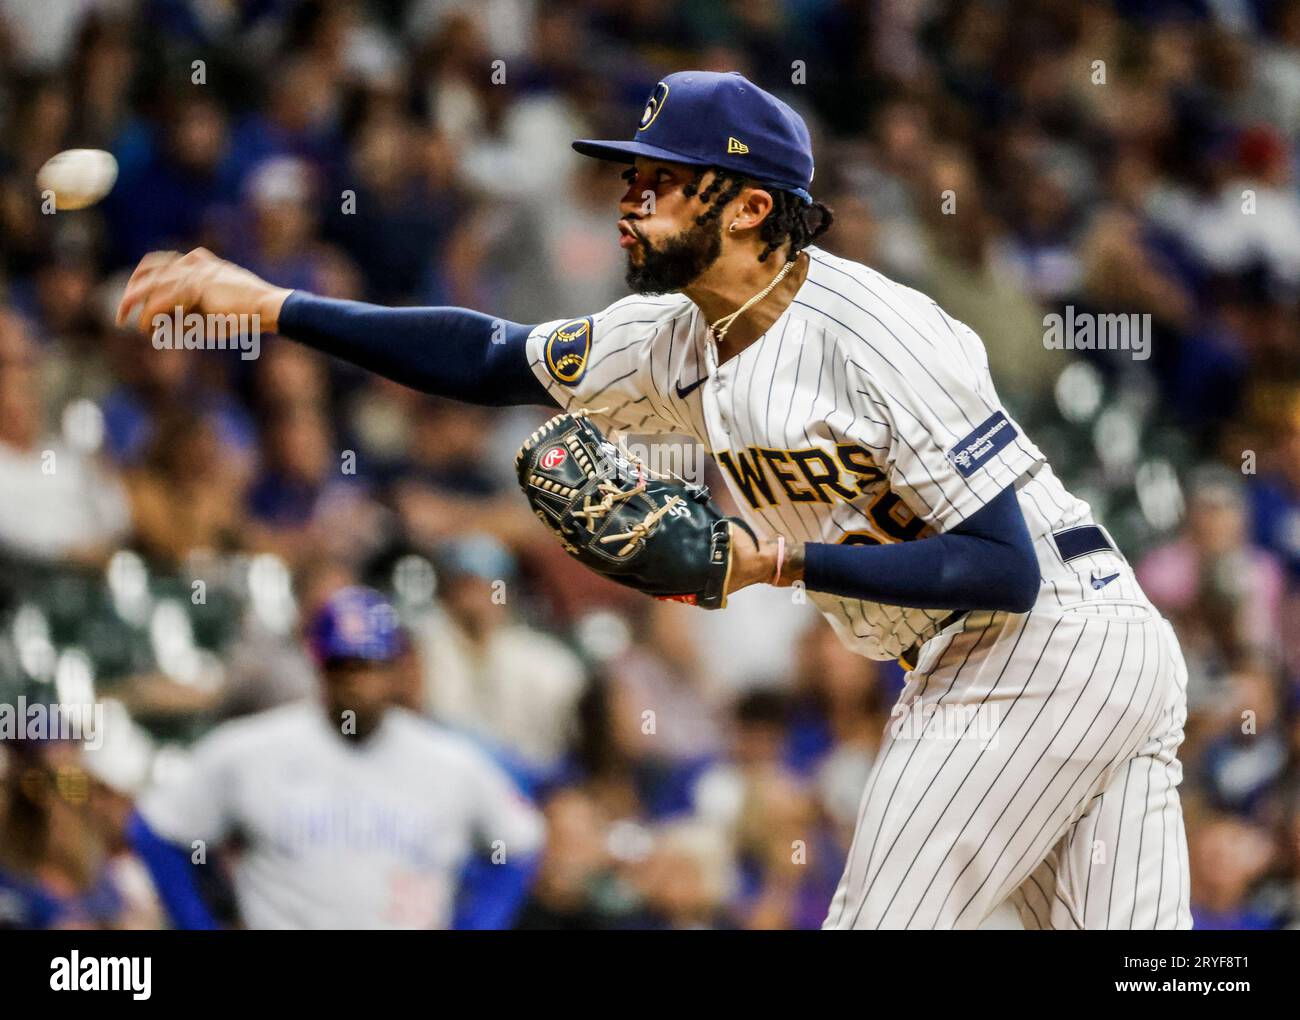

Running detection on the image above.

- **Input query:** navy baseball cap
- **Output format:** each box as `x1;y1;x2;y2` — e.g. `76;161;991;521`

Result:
573;71;815;203
307;586;406;665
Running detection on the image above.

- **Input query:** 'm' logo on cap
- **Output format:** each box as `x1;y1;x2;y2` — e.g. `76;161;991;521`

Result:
727;136;749;154
639;82;669;132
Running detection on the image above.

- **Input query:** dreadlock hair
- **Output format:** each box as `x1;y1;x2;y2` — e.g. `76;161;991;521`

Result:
681;166;834;262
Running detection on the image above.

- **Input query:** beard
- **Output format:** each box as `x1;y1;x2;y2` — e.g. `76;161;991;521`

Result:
623;214;723;294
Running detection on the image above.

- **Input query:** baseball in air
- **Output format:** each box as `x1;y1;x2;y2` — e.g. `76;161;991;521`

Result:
36;148;119;210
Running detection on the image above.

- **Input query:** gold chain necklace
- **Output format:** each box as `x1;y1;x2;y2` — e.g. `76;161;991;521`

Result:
707;254;800;344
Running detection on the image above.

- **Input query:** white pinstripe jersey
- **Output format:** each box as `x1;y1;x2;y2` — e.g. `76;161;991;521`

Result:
525;246;1107;661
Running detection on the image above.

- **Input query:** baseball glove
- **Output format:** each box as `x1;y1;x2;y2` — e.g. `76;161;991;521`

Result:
515;410;756;608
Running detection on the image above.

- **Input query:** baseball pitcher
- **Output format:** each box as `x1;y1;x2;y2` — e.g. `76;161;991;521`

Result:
117;71;1190;930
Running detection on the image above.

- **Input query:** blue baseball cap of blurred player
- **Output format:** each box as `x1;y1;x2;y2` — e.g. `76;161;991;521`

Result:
307;586;406;665
572;70;815;204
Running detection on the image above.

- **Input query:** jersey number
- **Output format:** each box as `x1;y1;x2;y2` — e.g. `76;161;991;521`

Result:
841;490;927;546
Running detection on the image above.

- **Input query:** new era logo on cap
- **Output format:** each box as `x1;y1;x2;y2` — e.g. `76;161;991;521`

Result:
727;136;749;154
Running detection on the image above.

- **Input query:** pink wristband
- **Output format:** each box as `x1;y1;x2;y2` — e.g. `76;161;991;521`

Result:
773;535;786;586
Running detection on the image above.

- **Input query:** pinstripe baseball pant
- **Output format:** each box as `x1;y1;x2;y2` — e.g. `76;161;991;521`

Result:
823;601;1191;930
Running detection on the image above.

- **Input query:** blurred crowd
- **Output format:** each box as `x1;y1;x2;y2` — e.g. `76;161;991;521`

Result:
2;0;1300;929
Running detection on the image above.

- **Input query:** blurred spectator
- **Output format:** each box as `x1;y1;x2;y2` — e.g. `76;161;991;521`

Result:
917;144;1061;404
80;699;165;929
229;156;343;296
246;403;383;569
791;625;894;843
1139;465;1285;708
1269;791;1300;926
630;820;736;929
734;771;840;930
323;117;460;304
691;690;842;929
103;92;234;265
1195;661;1289;818
0;737;129;928
515;787;624;929
1251;398;1300;582
100;339;256;470
601;600;725;816
223;57;345;197
0;316;129;566
693;693;793;852
1149;123;1300;288
411;533;586;778
124;410;244;568
389;399;532;550
1252;0;1300;141
1188;812;1278;929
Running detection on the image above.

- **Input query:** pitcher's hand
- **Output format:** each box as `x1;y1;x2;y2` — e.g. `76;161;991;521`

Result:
116;248;293;334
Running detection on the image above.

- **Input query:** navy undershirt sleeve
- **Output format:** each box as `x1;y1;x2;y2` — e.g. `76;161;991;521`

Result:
803;484;1040;613
277;291;557;408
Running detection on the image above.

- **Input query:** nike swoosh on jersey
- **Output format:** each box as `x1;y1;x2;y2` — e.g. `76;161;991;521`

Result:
675;376;707;399
1091;571;1120;590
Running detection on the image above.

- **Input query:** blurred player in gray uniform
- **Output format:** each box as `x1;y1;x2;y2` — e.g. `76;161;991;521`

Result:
129;587;544;929
118;71;1189;929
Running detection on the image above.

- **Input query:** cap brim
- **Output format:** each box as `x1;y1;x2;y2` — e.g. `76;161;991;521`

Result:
572;138;814;204
571;138;704;167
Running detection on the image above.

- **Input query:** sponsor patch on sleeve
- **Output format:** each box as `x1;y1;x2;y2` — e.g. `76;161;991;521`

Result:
544;317;592;386
946;411;1017;477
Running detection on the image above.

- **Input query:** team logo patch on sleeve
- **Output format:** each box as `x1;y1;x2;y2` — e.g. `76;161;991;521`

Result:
544;317;592;386
946;411;1017;477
